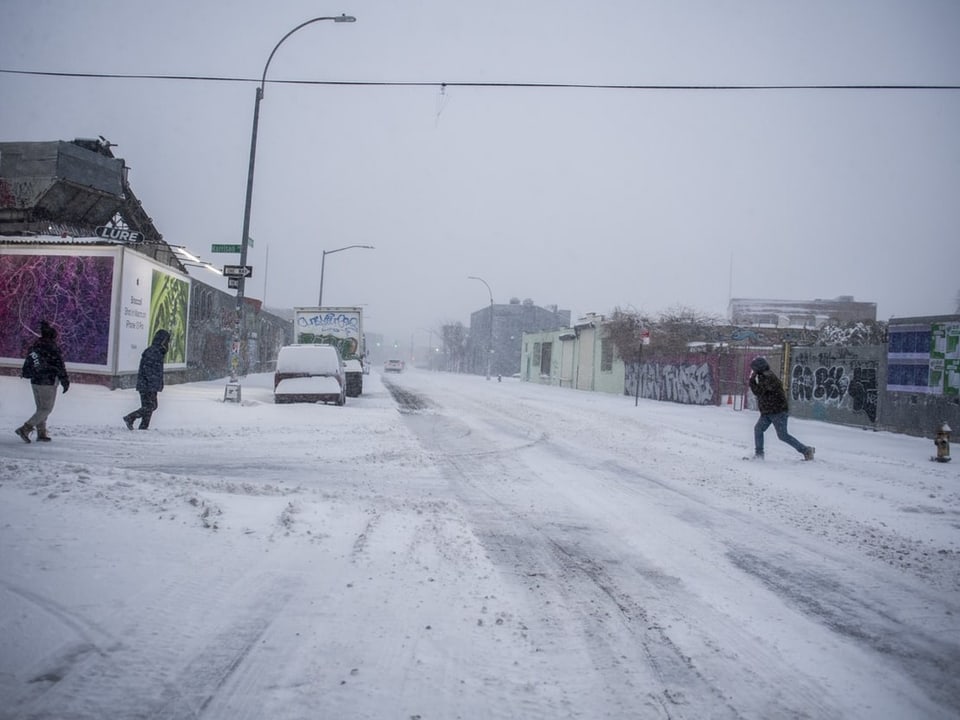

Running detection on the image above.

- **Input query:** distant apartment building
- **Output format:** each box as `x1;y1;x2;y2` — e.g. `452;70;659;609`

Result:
468;298;571;377
728;296;877;329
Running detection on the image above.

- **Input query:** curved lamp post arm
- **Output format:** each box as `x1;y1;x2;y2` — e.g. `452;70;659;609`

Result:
260;15;356;96
319;244;375;306
467;275;492;302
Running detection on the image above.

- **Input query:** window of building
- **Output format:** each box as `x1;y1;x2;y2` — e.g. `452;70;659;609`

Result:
600;338;613;372
888;364;929;387
540;342;552;374
889;330;931;354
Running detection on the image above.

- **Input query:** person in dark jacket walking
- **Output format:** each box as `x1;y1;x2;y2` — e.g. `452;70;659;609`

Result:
16;320;70;443
748;356;815;461
123;329;170;430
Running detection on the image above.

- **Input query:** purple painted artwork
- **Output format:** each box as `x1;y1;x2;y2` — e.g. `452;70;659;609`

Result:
0;253;115;365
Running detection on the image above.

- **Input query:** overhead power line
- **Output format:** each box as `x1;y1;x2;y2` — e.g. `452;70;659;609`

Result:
1;67;958;91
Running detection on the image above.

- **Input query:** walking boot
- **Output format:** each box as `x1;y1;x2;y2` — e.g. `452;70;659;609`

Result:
123;415;135;430
36;425;52;442
15;423;33;444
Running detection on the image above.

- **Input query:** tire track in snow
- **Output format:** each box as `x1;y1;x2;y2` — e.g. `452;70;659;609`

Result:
6;571;299;720
382;377;432;414
451;468;745;720
0;581;119;718
729;549;960;714
388;381;855;719
149;578;298;720
590;451;960;717
389;384;746;718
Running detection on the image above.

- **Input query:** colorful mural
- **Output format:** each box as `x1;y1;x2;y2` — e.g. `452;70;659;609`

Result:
149;269;189;363
0;253;115;365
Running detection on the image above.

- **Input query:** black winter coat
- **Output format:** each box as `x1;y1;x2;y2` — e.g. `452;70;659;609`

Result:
136;330;170;393
749;370;789;415
22;336;69;387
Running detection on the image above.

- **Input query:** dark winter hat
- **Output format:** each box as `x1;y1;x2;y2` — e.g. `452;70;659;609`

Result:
750;356;770;373
40;320;57;339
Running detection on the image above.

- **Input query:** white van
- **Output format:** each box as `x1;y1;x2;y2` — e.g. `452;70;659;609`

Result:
274;344;346;405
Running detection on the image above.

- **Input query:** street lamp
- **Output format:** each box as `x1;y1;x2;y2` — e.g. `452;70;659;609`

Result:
227;13;356;401
467;275;494;380
318;244;375;306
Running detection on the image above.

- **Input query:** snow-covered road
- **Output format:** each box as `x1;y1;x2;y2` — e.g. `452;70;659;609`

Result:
1;370;958;719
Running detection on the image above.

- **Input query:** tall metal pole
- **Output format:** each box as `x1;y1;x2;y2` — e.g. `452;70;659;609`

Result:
634;341;643;407
488;296;494;379
318;251;328;306
226;14;356;401
634;324;648;407
467;275;493;380
230;85;262;387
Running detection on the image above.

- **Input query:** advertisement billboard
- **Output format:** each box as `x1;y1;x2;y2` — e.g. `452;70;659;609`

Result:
887;320;960;396
0;247;119;371
0;244;189;374
117;251;189;372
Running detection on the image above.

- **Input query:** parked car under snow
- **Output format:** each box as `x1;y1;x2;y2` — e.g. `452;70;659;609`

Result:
274;345;346;405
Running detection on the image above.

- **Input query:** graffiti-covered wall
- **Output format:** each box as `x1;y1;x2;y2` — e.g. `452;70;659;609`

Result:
625;356;719;406
787;346;884;426
521;315;959;438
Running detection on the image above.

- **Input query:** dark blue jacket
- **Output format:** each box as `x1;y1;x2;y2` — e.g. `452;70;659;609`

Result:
137;330;170;393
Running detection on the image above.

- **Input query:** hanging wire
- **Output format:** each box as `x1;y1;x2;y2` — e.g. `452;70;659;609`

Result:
2;68;957;91
435;82;448;126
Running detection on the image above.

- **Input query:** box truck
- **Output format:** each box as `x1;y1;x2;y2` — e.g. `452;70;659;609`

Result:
292;306;365;397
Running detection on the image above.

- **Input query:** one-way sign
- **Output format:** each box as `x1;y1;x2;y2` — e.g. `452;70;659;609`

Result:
222;265;253;278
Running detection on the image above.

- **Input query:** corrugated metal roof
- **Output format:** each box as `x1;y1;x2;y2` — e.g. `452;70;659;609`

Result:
0;234;114;246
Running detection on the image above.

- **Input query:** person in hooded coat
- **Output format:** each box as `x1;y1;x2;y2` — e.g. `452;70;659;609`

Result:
123;329;170;430
16;320;70;443
748;356;815;461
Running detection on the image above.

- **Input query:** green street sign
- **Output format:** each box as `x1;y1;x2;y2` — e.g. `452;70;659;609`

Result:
211;244;242;253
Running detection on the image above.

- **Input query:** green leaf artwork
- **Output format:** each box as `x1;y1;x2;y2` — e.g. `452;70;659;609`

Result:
149;270;189;362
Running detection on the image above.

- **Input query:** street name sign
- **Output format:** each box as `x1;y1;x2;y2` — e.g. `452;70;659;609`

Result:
211;244;242;253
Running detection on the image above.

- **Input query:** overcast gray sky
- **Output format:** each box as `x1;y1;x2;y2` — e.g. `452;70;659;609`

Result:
2;0;958;345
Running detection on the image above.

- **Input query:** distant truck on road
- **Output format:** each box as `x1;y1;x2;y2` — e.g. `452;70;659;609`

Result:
293;306;365;397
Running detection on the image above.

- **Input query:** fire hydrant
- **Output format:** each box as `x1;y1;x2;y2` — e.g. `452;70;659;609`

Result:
934;422;951;463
